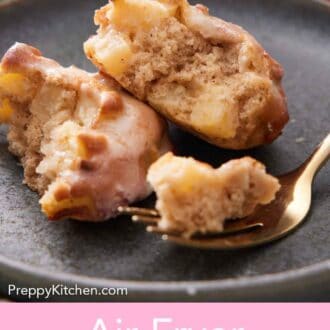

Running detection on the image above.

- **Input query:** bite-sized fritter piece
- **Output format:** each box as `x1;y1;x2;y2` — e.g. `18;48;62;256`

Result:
84;0;289;150
148;153;280;237
0;43;171;221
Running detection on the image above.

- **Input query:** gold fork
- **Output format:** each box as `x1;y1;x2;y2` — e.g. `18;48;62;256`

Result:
118;134;330;250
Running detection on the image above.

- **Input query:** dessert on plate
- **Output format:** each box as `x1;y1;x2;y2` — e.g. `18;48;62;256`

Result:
147;153;280;237
0;43;171;221
84;0;289;150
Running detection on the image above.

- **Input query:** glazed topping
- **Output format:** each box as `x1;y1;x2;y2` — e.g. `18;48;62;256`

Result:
0;43;171;221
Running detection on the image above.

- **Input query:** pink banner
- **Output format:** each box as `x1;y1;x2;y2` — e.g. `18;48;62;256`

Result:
0;303;328;329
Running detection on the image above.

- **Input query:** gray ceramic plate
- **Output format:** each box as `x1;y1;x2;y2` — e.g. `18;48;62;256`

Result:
0;0;329;302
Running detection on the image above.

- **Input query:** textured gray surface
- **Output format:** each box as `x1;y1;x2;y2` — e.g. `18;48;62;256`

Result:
0;0;329;299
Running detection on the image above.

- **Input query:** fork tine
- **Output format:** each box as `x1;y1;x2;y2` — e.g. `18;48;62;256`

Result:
163;222;265;250
146;225;168;234
146;225;184;238
198;222;264;238
118;206;160;217
147;222;264;238
132;215;161;224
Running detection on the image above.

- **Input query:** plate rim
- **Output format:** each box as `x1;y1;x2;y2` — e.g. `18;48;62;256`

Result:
0;0;329;301
1;254;329;301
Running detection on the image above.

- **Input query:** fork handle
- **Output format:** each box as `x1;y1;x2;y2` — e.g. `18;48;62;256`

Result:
303;133;330;180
